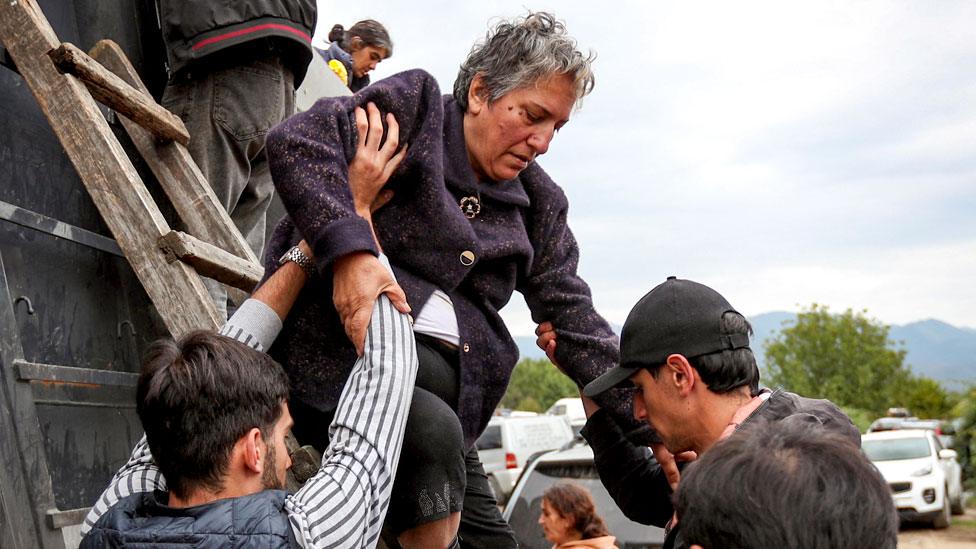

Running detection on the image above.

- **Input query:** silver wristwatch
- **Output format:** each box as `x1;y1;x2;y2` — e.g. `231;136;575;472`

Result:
278;246;316;278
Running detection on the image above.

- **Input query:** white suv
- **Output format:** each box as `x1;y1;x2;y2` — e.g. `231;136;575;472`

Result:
475;415;574;504
861;429;964;528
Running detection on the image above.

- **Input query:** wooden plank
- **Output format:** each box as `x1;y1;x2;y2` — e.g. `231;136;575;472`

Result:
46;508;89;530
89;40;262;268
159;231;263;292
0;0;221;337
48;43;190;145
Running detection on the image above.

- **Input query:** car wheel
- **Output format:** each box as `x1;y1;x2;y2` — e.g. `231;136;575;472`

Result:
950;492;965;515
932;488;950;529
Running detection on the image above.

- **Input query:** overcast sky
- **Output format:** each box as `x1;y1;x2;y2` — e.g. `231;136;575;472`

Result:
315;0;976;334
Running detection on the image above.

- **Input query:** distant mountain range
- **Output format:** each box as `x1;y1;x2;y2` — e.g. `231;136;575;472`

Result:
514;313;976;390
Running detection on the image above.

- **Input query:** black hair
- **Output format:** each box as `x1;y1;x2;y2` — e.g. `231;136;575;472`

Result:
674;420;898;549
329;20;393;57
543;482;610;539
652;311;760;395
136;331;290;499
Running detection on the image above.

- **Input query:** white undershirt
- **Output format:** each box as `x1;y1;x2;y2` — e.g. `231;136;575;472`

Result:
412;289;460;346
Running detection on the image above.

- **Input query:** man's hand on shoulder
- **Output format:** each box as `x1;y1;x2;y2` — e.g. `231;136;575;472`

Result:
332;252;410;355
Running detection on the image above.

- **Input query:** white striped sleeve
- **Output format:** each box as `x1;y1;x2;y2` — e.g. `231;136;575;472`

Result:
79;435;166;535
285;294;418;548
219;298;284;351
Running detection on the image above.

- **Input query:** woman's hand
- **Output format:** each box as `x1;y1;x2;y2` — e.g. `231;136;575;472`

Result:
535;321;560;369
332;251;411;355
348;102;407;217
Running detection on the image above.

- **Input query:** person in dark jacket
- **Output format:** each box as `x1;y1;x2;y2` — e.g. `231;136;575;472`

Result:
537;277;861;548
674;420;898;549
264;11;646;549
157;0;316;318
318;19;392;92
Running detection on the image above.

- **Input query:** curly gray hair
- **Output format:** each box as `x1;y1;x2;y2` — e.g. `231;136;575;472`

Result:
453;12;595;111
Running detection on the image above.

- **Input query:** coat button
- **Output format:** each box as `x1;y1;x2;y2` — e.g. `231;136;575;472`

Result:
460;251;475;266
463;343;470;353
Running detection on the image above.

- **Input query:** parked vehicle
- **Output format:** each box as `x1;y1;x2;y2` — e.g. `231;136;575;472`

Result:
867;417;957;448
503;442;666;548
868;416;910;432
476;415;575;504
545;397;587;435
862;429;965;528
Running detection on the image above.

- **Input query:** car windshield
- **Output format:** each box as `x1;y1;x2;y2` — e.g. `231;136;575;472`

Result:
862;437;931;461
476;425;502;450
506;459;664;549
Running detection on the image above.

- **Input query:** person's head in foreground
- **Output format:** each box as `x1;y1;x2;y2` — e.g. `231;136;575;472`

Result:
583;277;760;455
674;421;898;549
137;330;292;504
539;482;616;548
329;19;393;78
454;11;595;182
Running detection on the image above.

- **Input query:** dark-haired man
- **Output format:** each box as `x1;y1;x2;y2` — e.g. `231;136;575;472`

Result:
675;420;898;548
538;277;860;548
80;244;417;548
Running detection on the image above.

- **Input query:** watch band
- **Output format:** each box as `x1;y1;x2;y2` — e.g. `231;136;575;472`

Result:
278;246;316;278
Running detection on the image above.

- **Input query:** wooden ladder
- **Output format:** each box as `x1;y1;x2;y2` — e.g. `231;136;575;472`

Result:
0;5;325;546
0;0;264;339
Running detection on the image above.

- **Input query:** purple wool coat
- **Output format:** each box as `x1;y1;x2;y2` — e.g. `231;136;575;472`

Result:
264;69;642;447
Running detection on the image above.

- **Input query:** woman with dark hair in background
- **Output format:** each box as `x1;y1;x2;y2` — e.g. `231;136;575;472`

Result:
317;19;392;91
540;482;618;549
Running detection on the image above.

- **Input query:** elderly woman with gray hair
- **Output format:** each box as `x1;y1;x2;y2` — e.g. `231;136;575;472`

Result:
265;12;641;549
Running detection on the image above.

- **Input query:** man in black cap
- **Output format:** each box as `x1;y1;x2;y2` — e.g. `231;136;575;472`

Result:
536;277;860;548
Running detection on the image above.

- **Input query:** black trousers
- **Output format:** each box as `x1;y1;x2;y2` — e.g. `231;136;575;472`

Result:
290;334;517;549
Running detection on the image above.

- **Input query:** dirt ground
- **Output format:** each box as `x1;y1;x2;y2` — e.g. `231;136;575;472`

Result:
897;507;976;548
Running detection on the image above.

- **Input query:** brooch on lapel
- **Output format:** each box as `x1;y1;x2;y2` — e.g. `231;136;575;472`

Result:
460;196;481;219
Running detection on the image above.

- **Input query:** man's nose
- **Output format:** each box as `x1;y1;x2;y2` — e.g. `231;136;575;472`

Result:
633;394;646;421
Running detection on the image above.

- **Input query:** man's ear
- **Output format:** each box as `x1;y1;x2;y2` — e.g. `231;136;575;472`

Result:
665;354;696;396
242;427;265;474
467;74;488;115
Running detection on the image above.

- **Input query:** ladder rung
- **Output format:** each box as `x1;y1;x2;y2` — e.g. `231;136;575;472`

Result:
159;231;264;292
48;43;190;145
89;39;259;266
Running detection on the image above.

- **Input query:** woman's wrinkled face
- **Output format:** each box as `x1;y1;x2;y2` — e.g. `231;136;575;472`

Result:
538;497;575;544
464;73;577;182
350;45;387;78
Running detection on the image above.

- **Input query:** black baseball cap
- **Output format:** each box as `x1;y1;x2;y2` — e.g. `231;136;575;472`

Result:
583;277;751;397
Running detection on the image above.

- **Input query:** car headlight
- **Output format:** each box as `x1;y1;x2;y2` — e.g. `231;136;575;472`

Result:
911;465;933;477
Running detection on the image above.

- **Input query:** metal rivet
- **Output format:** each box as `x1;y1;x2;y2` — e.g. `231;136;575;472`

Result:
463;343;470;353
460;251;475;266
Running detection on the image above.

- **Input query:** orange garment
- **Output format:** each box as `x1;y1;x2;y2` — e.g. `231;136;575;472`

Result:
553;535;619;549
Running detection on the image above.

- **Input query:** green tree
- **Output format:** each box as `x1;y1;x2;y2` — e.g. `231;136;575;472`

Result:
499;358;579;413
896;376;959;419
764;304;952;420
952;385;976;488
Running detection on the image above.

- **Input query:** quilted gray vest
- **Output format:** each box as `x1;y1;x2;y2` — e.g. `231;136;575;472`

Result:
81;489;300;548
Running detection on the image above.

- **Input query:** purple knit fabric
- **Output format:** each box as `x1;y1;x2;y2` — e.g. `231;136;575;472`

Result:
265;69;642;446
